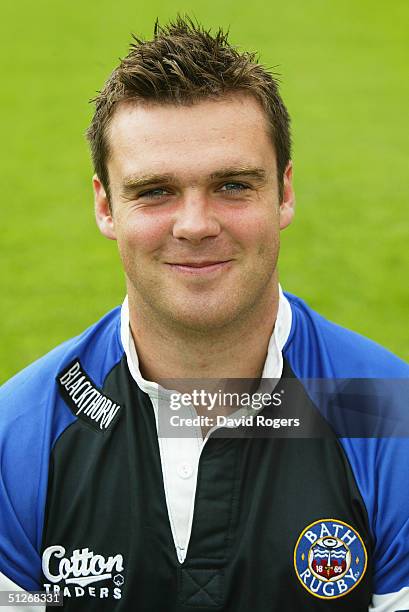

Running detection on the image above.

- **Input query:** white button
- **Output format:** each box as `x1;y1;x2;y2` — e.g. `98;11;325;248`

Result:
177;462;193;479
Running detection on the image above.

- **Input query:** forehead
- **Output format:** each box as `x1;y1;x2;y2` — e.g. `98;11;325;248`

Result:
106;94;276;182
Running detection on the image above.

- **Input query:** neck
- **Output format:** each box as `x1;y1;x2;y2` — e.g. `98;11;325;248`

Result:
127;284;280;382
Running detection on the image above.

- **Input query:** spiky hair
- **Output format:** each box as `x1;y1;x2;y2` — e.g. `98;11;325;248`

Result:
86;16;291;201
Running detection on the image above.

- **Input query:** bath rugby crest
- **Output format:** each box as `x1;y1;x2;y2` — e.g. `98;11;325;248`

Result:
294;519;367;599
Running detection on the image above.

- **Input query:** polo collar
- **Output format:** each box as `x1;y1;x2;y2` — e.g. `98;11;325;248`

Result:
120;285;292;393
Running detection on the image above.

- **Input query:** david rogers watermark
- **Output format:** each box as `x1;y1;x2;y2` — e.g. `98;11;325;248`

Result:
169;414;300;430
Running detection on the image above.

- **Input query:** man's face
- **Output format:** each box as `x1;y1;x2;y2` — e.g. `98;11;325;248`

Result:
94;94;294;331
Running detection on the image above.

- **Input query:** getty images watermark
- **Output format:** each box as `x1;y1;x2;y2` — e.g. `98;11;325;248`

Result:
157;378;409;439
167;388;299;429
156;378;307;438
169;388;283;411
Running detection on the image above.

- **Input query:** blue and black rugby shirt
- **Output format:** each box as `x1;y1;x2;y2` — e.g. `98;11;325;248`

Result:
1;290;409;611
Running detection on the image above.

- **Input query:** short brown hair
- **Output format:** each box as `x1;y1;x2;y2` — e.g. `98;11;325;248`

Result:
86;16;292;202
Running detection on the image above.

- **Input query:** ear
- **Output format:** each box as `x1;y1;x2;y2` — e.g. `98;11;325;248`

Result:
93;175;116;240
279;161;295;230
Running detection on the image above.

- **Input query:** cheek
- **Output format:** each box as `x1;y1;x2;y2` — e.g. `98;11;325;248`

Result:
115;212;171;255
223;207;279;251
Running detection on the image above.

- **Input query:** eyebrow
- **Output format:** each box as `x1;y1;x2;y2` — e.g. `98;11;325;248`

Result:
121;174;176;194
209;167;267;181
120;167;267;195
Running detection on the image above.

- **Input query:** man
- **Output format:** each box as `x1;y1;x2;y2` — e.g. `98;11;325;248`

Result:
1;17;408;612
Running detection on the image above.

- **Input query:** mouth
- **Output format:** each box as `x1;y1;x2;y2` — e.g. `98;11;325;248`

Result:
165;260;234;275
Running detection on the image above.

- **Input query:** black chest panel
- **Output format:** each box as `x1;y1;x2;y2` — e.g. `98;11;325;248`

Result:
41;357;373;611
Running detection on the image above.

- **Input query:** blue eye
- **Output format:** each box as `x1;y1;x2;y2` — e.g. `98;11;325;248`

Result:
139;188;168;199
220;182;248;193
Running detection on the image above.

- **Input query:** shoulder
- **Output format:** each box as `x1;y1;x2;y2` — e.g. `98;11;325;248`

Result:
283;293;409;598
283;291;409;378
2;305;124;390
0;305;124;416
0;305;125;590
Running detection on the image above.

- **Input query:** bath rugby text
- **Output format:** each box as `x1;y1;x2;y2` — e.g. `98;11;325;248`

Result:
299;522;363;598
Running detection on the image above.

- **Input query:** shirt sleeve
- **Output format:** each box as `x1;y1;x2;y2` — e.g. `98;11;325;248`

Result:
341;437;409;612
0;364;75;591
0;401;45;590
370;587;409;611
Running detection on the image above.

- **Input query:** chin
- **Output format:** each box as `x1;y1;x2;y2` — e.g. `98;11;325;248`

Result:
166;303;240;332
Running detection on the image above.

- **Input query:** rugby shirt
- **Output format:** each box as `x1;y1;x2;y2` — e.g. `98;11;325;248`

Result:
1;291;409;611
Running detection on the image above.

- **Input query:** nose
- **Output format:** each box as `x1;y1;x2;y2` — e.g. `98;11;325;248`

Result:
172;193;221;244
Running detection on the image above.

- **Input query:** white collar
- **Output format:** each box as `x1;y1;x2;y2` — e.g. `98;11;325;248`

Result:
120;286;292;394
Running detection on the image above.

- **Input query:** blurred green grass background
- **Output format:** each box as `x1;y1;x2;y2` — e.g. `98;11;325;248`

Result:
1;0;408;382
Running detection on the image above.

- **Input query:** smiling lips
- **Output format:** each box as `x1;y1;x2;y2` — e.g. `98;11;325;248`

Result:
166;260;233;274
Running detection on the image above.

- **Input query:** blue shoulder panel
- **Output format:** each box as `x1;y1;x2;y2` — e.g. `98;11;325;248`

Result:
283;292;409;595
283;292;409;378
0;306;124;590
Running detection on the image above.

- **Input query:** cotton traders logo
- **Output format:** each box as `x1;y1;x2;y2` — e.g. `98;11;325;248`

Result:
42;545;125;601
293;519;367;599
